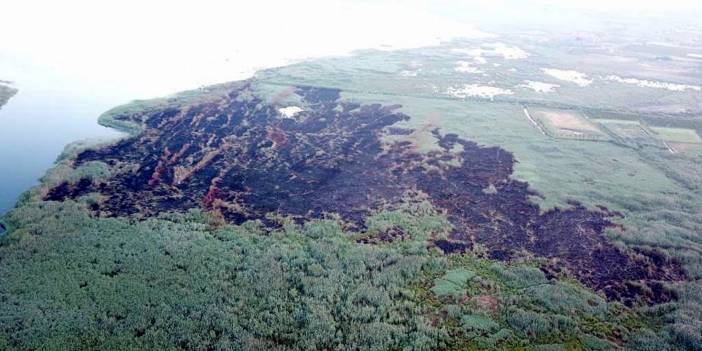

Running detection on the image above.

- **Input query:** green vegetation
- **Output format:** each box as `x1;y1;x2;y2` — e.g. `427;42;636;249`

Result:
0;201;443;351
97;112;144;136
0;197;663;350
593;119;666;150
649;127;702;144
431;268;476;298
98;82;242;136
3;34;702;350
417;255;652;350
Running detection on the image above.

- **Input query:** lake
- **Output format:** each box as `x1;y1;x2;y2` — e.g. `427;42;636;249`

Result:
0;85;124;214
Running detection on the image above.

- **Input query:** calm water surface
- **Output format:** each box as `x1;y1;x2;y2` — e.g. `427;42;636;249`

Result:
0;86;124;214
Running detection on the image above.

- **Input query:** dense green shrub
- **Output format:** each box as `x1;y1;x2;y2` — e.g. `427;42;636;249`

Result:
506;308;569;340
523;282;608;317
460;314;500;336
0;202;445;350
0;199;691;350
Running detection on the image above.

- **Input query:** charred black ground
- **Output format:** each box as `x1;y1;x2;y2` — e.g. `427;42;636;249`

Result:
47;83;684;305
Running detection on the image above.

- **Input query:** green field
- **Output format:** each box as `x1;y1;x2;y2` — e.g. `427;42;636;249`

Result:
649;126;702;144
596;119;649;139
593;119;665;149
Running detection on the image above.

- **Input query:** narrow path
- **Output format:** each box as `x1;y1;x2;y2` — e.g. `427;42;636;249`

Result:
662;140;676;154
523;107;546;136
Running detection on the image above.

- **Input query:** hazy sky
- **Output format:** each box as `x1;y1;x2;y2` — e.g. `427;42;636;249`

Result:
2;0;701;100
1;0;479;99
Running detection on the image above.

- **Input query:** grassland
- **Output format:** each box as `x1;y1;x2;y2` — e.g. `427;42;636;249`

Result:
649;127;702;144
594;119;650;140
97;82;240;136
528;108;610;141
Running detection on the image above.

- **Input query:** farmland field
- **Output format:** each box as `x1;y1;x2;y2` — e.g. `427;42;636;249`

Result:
527;107;610;140
593;119;665;148
650;126;702;144
596;119;647;138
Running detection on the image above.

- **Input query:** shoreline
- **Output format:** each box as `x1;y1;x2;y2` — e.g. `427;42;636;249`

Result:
0;84;123;216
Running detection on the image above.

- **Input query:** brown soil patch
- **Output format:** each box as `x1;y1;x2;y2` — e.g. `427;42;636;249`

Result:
538;110;601;132
472;295;499;315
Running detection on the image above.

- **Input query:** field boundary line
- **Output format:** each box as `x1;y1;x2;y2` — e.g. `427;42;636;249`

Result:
523;107;546;136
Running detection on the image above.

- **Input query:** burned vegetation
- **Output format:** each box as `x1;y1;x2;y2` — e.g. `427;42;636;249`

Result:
47;83;683;306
